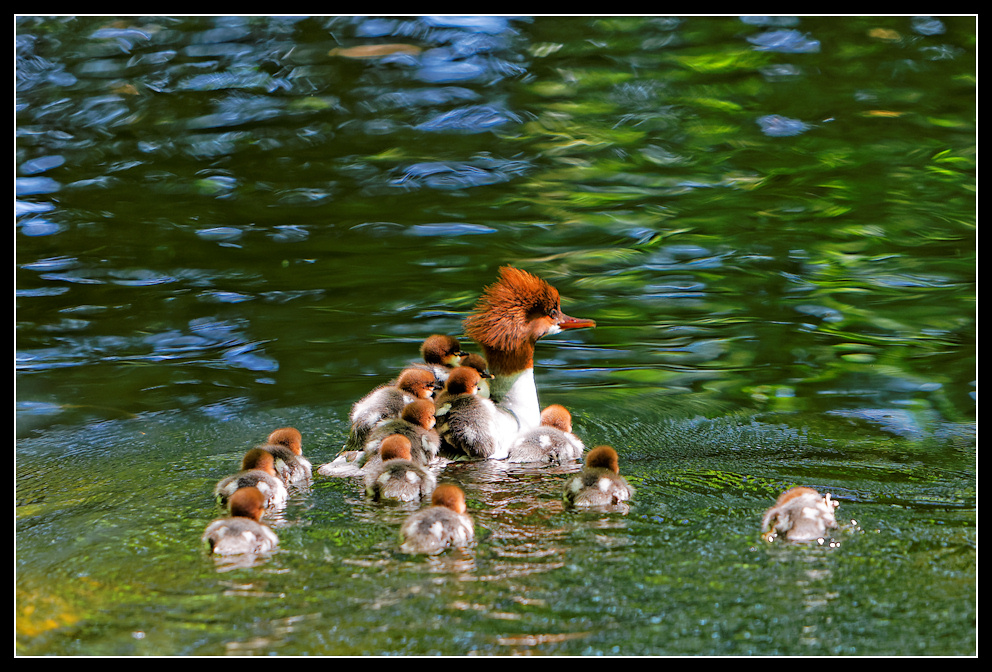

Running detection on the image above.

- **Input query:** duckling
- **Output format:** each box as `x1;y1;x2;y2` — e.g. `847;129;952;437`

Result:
202;486;279;555
417;334;467;383
399;484;475;554
364;434;437;503
259;427;312;484
434;366;503;459
362;399;441;468
460;352;493;399
388;334;467;389
761;487;839;542
213;448;289;510
434;365;484;411
563;446;634;507
345;367;438;451
507;404;585;464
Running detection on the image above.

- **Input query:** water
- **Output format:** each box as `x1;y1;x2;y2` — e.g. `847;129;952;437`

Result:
16;16;975;655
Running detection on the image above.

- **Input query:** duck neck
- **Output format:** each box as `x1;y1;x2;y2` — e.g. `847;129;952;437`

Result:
484;355;541;431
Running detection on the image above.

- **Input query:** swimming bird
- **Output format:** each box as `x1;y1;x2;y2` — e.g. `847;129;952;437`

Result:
362;399;441;468
439;266;595;459
345;367;439;452
761;486;839;542
364;434;437;503
507;404;585;464
563;445;633;507
213;448;289;510
398;484;474;554
202;486;279;555
259;427;312;484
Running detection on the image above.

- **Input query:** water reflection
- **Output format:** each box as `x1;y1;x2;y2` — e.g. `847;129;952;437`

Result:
16;15;974;428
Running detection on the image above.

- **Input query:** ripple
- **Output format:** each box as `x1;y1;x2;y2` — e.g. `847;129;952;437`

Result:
747;29;821;53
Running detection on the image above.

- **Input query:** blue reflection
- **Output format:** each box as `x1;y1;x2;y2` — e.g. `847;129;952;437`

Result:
414;104;521;133
747;29;821;53
16;176;60;196
391;157;529;191
757;114;811;137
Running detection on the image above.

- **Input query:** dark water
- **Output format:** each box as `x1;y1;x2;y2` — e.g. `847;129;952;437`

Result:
16;16;975;655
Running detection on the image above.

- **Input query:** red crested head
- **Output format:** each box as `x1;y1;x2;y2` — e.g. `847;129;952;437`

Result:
463;267;595;374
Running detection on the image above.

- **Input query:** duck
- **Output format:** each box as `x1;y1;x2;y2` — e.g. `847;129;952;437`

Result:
507;404;585;464
394;337;493;394
387;334;467;388
345;367;439;451
202;486;279;555
433;366;504;459
364;434;437;503
563;445;634;507
433;365;484;411
439;266;595;459
259;427;312;484
761;486;840;542
460;353;493;398
398;484;474;554
361;399;441;469
213;448;289;510
415;334;467;383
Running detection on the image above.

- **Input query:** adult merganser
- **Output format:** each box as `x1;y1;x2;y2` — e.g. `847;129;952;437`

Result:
398;484;474;555
361;399;440;469
364;434;437;502
441;266;596;459
761;487;840;543
259;427;312;484
507;404;585;464
202;486;279;555
563;446;634;507
345;367;438;451
214;448;289;510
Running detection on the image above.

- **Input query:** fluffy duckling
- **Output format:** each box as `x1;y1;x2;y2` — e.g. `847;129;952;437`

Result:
202;486;279;555
563;446;634;507
214;448;289;510
418;334;467;382
507;404;585;464
460;353;493;398
434;366;504;459
398;484;475;554
422;333;466;367
346;368;438;451
389;334;467;389
362;399;441;468
761;487;839;542
364;434;437;503
434;365;484;410
259;427;312;484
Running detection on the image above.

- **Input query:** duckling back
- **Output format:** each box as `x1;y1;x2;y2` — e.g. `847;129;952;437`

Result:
563;446;633;507
398;484;474;554
202;487;279;555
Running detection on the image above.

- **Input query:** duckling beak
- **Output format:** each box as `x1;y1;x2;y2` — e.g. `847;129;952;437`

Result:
556;311;596;330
